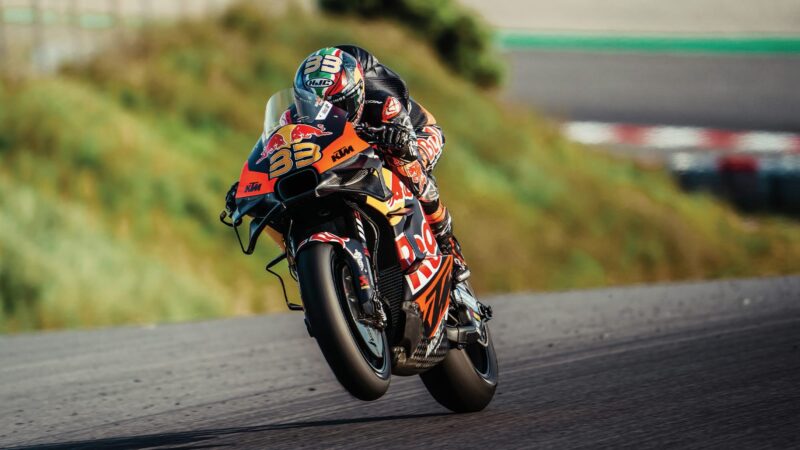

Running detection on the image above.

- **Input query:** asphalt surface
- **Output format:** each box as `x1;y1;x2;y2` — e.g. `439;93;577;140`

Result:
1;276;799;449
507;51;800;132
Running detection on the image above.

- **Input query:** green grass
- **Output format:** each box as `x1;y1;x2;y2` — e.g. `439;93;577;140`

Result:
1;3;799;332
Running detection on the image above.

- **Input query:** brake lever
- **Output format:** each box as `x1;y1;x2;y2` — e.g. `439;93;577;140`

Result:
220;210;234;227
219;210;242;227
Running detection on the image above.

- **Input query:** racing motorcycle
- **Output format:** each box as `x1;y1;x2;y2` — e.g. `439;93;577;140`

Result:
220;89;498;412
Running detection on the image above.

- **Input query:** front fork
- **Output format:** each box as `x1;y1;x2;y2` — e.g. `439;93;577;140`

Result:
289;210;386;328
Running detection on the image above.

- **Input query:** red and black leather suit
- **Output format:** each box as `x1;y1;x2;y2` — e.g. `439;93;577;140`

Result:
334;45;454;252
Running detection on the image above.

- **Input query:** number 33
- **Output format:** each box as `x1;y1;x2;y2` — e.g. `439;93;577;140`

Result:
304;54;342;74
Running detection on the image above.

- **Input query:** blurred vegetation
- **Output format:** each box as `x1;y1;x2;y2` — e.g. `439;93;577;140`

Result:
318;0;505;88
0;3;798;332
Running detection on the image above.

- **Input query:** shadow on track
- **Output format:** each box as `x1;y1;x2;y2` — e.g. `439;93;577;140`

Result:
9;412;451;450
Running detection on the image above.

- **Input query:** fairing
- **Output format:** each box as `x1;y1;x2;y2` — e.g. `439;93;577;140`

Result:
236;110;370;199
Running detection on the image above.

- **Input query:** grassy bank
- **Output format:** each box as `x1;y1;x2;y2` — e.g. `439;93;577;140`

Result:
1;4;798;332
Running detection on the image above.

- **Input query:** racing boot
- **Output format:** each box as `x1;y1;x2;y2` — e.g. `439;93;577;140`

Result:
424;202;471;283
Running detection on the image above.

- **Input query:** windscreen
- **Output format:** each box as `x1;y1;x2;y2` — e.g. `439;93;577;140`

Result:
263;88;294;135
262;88;339;137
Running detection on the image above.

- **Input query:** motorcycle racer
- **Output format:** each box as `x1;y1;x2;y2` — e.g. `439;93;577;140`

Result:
227;45;469;282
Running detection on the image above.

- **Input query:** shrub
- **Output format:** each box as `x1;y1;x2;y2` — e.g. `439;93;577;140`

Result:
318;0;504;88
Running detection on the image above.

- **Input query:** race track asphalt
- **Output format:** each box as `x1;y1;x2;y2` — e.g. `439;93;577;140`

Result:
506;51;800;132
1;276;799;449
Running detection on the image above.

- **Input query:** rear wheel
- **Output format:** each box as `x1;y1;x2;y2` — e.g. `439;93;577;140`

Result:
297;243;391;401
420;284;498;412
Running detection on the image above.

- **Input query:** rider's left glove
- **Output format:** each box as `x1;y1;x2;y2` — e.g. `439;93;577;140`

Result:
224;181;239;217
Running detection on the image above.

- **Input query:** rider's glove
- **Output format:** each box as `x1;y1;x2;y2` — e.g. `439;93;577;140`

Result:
373;123;414;155
224;181;238;216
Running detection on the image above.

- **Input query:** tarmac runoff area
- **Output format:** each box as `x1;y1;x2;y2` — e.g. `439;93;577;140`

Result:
1;276;799;449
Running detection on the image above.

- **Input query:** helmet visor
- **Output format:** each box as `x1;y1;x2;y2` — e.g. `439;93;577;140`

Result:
262;88;348;138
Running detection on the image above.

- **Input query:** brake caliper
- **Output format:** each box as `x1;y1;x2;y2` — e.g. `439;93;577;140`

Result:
446;282;490;348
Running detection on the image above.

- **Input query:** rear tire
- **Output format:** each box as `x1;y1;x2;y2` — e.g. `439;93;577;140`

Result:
297;243;391;401
420;325;498;413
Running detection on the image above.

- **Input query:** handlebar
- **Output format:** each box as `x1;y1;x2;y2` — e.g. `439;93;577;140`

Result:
354;124;385;145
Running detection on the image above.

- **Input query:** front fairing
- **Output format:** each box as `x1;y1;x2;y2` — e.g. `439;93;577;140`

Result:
235;110;349;200
229;90;388;254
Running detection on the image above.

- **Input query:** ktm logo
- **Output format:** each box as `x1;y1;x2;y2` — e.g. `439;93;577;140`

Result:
244;181;262;193
331;145;355;162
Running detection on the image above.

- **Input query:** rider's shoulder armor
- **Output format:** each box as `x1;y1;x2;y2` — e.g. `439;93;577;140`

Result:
335;44;410;106
335;44;434;131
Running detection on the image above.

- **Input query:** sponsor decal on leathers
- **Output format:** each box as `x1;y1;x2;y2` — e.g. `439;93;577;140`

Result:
382;96;402;122
417;126;444;168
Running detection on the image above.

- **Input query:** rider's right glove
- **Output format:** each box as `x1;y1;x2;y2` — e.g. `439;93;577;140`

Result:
372;123;414;155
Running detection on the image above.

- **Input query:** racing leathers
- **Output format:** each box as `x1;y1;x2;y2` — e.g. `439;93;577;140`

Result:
335;45;469;281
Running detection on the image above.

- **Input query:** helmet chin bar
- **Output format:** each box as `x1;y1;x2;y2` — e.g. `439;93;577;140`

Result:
326;76;365;123
348;100;365;123
353;100;365;123
331;96;363;123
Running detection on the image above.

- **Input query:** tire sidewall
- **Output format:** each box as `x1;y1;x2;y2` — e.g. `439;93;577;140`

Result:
298;243;391;400
445;325;499;389
420;325;499;412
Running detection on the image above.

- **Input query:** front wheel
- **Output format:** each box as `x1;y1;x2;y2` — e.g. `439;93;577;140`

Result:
297;243;391;401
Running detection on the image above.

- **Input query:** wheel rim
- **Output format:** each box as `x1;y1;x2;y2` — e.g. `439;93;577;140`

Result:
338;263;388;373
465;340;491;377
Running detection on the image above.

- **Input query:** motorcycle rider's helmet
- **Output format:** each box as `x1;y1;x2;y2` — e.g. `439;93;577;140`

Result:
293;47;365;123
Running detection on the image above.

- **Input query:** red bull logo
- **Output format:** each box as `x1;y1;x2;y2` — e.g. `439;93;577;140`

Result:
256;124;331;165
256;133;288;165
290;124;332;142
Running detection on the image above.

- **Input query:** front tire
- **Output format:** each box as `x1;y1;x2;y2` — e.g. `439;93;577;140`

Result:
297;243;391;401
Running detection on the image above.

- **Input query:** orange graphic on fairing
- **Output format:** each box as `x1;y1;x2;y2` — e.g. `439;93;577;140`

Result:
237;122;370;199
413;255;453;337
312;122;370;173
236;161;275;198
